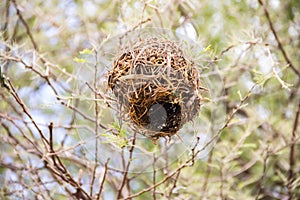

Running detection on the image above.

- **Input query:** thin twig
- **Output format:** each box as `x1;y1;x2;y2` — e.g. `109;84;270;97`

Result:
117;133;137;199
1;0;11;72
152;153;157;200
96;158;110;200
47;122;92;200
121;156;192;200
5;78;49;148
167;170;181;199
255;146;270;200
90;49;99;196
1;120;42;157
200;152;213;199
2;0;10;41
11;0;39;51
219;162;224;200
288;92;300;199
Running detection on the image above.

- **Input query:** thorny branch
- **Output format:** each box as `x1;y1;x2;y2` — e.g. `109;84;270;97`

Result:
1;78;92;199
0;53;108;129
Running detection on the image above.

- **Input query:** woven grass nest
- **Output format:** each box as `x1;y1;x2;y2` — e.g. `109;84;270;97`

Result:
108;38;202;140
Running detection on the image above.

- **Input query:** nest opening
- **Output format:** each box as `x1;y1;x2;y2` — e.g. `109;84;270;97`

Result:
129;86;182;134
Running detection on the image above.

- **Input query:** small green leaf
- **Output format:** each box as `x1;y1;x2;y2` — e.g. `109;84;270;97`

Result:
73;57;86;63
79;48;93;55
204;44;212;52
242;143;257;149
237;90;242;100
252;69;262;74
28;16;37;28
110;122;127;138
100;133;128;148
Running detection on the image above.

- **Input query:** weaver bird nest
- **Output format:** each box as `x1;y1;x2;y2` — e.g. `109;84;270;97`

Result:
108;38;202;140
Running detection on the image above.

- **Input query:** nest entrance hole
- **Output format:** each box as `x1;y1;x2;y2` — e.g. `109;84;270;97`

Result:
130;88;182;134
148;101;181;132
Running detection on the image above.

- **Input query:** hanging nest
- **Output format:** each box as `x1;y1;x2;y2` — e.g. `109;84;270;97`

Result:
108;38;202;140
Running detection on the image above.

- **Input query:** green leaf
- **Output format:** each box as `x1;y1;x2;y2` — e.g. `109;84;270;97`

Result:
110;122;126;138
79;48;93;55
28;16;37;28
237;90;242;100
100;132;128;148
73;57;86;63
241;143;257;149
204;44;212;52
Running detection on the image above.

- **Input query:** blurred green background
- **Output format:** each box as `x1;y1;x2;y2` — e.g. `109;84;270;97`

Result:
0;0;300;199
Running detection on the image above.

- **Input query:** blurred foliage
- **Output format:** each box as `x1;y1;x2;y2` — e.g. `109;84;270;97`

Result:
0;0;300;199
